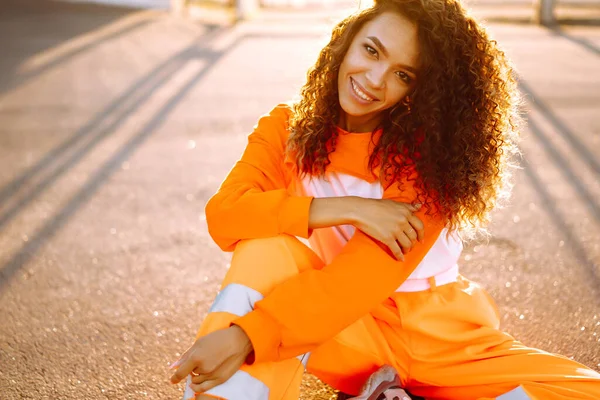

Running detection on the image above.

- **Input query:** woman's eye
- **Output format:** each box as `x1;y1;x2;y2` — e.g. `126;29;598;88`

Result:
396;71;412;83
364;44;378;57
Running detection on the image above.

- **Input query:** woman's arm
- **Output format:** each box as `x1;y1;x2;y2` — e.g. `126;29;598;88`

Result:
169;189;438;390
206;106;374;250
205;105;313;251
232;182;446;364
310;196;424;260
307;197;359;230
207;105;424;253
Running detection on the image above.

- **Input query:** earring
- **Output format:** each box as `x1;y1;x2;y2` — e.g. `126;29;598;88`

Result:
402;96;412;112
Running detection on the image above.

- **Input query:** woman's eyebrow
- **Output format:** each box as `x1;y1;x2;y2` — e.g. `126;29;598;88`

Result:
367;36;389;57
367;36;418;74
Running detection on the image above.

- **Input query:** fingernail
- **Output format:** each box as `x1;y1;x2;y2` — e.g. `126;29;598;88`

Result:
169;360;181;369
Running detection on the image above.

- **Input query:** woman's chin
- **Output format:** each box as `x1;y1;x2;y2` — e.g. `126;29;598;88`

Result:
339;97;372;118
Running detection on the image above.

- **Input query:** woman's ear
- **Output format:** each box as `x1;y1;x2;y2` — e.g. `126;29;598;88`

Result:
402;96;412;111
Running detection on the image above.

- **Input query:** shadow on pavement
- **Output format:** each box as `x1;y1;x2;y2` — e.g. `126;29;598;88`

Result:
549;27;600;56
0;23;228;294
0;0;154;96
519;79;600;299
0;23;225;230
518;101;600;224
521;156;600;299
519;80;600;178
0;22;328;295
483;16;600;27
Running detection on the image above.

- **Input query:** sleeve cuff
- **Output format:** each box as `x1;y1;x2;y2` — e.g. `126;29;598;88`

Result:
278;196;313;238
232;309;282;364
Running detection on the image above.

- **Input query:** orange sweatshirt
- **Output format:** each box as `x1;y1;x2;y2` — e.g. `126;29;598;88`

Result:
205;104;446;364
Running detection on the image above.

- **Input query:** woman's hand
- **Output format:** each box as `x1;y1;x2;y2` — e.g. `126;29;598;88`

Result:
169;325;253;394
348;197;424;261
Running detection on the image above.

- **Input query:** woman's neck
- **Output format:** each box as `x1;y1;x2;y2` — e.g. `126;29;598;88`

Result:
338;112;382;133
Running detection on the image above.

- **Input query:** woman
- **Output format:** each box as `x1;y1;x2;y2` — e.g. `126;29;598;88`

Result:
169;0;600;398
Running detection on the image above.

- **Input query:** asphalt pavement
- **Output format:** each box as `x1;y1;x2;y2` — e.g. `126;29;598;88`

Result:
0;1;598;399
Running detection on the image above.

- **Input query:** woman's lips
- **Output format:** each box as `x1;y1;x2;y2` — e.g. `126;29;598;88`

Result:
350;77;379;102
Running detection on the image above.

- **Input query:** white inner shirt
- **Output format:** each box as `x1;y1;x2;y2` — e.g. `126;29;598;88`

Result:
299;172;462;291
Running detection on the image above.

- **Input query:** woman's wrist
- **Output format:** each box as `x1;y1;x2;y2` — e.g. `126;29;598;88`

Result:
340;196;367;226
230;325;254;358
308;196;367;229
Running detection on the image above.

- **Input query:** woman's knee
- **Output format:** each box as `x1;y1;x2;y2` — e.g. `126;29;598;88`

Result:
235;234;302;253
231;234;323;274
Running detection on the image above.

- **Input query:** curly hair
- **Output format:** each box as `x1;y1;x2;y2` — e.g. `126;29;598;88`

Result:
286;0;522;237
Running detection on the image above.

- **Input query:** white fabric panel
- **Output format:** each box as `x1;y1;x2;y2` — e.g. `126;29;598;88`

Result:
403;228;463;280
182;376;196;400
205;370;270;399
208;283;264;316
496;386;531;400
182;371;270;400
301;173;383;264
296;352;311;367
397;264;459;292
299;172;463;287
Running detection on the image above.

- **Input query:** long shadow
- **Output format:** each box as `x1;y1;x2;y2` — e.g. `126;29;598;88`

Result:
0;29;325;294
0;44;186;205
0;28;322;224
518;80;600;177
522;156;600;300
0;52;188;229
7;19;154;92
519;75;600;299
525;116;600;223
549;27;600;56
0;25;225;232
0;3;164;205
484;16;600;27
0;32;232;294
0;0;152;96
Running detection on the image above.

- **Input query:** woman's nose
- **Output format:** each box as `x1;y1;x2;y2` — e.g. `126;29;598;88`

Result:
365;66;386;90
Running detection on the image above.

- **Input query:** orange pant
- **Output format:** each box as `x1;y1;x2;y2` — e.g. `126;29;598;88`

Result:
186;235;600;400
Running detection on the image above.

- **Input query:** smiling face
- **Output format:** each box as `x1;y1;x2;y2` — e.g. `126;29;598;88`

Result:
337;11;419;132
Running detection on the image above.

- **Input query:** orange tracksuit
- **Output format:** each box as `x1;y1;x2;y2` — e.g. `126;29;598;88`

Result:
181;104;600;400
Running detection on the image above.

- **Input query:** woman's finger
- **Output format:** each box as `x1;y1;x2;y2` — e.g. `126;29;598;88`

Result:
191;373;211;385
170;358;198;384
405;202;422;212
407;214;425;242
395;232;413;254
405;225;418;244
170;346;195;370
386;238;404;261
169;358;183;370
191;378;222;395
191;345;244;394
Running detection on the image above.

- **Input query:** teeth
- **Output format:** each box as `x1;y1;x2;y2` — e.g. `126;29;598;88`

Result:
351;79;374;101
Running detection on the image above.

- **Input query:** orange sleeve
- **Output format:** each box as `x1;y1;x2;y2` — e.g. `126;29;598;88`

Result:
205;104;314;251
233;181;446;363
